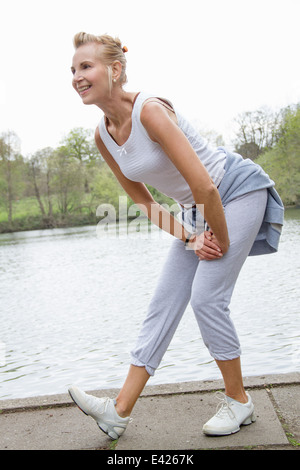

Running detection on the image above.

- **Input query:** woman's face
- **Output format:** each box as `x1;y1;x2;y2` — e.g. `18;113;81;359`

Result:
71;43;109;105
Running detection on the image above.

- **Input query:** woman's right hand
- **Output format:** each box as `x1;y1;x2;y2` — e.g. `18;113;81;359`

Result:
189;231;224;261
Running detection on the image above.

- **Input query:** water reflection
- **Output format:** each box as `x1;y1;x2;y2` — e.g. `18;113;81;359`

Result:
0;208;299;399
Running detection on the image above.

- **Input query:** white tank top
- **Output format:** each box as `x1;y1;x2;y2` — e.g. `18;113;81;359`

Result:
98;92;226;206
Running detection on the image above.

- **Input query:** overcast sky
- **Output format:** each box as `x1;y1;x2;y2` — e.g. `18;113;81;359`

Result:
1;0;299;155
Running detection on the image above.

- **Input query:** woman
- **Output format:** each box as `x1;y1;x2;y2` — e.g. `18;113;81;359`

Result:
68;32;284;439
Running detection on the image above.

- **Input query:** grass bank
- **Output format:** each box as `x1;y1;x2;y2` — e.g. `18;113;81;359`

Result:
0;197;98;233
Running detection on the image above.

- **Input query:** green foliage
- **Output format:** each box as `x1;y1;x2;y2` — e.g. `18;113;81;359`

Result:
233;106;283;160
256;105;300;205
92;164;126;208
0;102;299;233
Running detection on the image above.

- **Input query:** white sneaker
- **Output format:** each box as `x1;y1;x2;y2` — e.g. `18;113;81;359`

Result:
68;385;131;440
203;391;256;436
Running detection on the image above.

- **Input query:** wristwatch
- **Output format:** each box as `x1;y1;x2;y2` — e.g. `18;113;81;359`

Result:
184;233;196;246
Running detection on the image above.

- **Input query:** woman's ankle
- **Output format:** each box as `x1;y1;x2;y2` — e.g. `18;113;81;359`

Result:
225;390;248;404
114;399;131;418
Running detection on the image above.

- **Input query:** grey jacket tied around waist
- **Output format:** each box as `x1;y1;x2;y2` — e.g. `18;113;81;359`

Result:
180;148;284;256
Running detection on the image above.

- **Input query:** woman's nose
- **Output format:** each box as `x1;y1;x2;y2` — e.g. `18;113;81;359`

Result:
72;69;84;82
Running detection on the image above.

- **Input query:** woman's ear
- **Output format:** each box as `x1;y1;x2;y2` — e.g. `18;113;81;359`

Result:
111;60;123;82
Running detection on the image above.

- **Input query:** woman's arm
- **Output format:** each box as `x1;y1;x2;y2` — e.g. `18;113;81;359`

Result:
140;101;230;255
94;128;189;242
95;127;223;260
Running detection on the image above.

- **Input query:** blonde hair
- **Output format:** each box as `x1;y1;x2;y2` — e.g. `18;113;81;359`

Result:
73;32;128;91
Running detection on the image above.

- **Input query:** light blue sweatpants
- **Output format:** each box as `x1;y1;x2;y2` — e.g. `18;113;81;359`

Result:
131;189;268;375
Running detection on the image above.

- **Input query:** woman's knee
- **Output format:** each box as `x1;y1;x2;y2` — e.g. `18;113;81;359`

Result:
190;288;204;314
190;277;223;315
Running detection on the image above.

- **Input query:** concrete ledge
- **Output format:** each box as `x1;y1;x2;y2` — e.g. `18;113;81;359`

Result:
1;372;299;413
0;373;299;450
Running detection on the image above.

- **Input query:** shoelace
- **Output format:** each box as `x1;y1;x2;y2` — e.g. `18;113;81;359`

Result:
214;392;236;420
88;394;133;423
87;394;110;415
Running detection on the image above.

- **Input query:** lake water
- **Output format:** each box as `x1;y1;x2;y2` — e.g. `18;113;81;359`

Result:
0;208;299;400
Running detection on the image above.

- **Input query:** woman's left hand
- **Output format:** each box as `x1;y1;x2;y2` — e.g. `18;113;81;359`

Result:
190;231;224;261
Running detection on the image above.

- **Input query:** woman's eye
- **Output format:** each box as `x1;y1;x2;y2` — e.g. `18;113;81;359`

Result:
70;63;91;75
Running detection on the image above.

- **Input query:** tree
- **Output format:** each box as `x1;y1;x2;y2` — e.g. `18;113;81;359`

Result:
256;104;300;205
28;147;55;221
50;146;84;215
0;131;23;227
191;120;225;147
59;127;101;194
233;107;282;159
92;164;126;209
60;127;97;162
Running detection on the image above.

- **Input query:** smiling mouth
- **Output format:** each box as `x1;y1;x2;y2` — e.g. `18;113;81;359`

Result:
78;85;91;95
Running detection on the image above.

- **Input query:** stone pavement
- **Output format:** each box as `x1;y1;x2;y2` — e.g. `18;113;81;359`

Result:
0;373;299;451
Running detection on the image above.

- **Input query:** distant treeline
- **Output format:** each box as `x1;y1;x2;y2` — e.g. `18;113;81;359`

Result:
0;103;299;233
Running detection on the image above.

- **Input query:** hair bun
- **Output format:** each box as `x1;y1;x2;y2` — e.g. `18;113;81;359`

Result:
122;46;128;53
